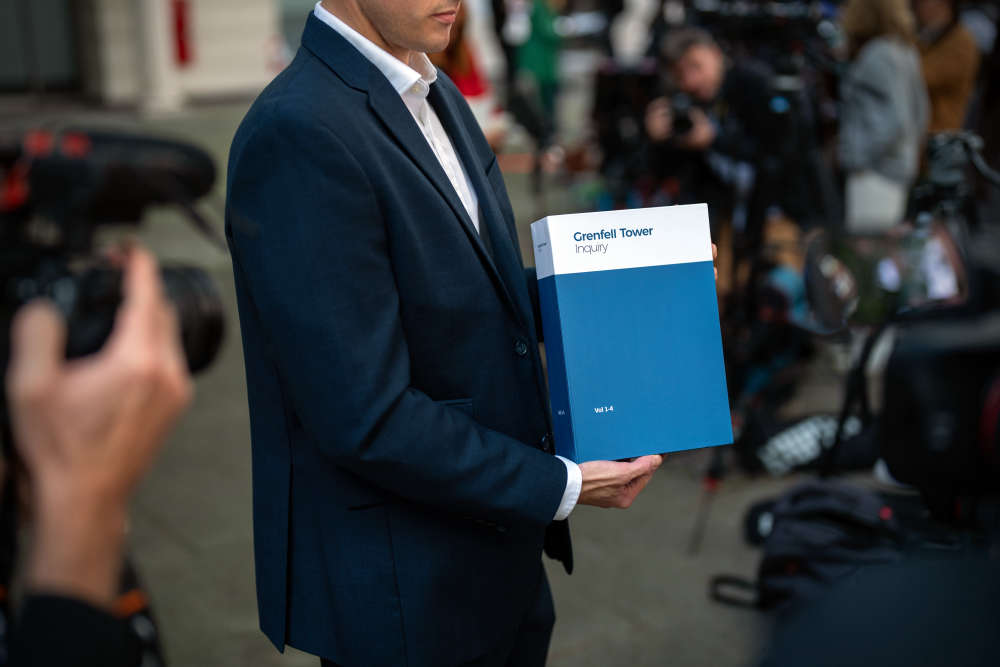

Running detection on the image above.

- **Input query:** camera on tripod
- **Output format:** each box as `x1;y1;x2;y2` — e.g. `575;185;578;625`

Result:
802;132;1000;521
0;128;225;380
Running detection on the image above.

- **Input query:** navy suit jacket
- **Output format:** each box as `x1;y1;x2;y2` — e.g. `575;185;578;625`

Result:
226;14;572;667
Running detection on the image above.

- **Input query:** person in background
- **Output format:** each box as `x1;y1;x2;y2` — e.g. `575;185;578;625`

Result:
838;0;929;232
517;0;565;144
4;246;191;666
430;4;509;151
491;0;517;94
914;0;981;133
644;28;781;169
643;28;787;270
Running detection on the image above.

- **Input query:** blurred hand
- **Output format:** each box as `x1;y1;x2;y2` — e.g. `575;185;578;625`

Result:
713;242;719;282
645;97;674;142
678;108;716;151
578;455;663;509
6;245;192;606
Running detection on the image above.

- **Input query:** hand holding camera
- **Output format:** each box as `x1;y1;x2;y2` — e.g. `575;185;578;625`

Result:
645;96;675;142
6;245;192;608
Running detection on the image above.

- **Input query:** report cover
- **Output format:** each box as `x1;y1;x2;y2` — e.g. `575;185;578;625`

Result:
531;204;733;463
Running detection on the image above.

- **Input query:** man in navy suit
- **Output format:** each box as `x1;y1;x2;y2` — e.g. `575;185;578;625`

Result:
226;2;665;665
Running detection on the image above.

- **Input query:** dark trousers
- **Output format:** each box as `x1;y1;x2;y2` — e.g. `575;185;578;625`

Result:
321;565;555;667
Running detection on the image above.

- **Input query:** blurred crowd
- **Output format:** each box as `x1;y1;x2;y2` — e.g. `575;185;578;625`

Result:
437;0;997;231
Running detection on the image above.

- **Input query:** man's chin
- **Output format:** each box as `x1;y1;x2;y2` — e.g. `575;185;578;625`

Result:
420;23;453;53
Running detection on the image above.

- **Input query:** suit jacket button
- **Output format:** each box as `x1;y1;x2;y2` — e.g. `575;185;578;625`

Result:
514;339;529;357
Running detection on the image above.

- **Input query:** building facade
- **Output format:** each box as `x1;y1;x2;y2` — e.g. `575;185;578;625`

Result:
2;0;282;111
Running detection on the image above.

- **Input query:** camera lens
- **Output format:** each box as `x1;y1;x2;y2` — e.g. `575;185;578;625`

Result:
159;266;225;374
60;265;224;374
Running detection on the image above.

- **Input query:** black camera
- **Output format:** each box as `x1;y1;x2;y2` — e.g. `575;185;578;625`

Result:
0;128;225;378
669;93;695;137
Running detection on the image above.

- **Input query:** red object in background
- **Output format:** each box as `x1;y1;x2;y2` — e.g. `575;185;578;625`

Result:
23;130;54;157
173;0;192;66
1;164;30;212
61;132;92;159
448;44;489;99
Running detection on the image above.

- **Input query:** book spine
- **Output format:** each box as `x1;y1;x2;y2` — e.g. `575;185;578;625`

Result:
532;221;576;461
538;277;576;461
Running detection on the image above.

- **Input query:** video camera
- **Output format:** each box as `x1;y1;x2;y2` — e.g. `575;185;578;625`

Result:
0;128;225;384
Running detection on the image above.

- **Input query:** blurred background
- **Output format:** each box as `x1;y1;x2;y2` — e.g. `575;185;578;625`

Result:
1;0;999;665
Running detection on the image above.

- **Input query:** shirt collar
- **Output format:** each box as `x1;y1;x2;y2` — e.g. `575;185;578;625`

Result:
313;2;437;98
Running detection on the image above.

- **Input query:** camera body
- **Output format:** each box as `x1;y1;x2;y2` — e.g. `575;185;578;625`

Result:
0;129;224;380
668;92;695;137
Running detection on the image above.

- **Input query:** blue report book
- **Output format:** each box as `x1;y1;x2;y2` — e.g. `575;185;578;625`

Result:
531;204;733;463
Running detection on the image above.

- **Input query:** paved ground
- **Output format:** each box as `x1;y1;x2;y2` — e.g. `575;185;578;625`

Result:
1;95;840;666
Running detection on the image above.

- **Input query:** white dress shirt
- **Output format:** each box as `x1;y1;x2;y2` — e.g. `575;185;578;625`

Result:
312;2;581;521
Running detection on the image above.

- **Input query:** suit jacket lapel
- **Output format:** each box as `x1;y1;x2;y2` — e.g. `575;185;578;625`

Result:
302;15;528;329
367;75;478;242
427;82;534;330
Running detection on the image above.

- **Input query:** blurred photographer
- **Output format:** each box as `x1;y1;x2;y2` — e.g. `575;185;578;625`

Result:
4;245;191;666
642;27;786;264
644;27;780;163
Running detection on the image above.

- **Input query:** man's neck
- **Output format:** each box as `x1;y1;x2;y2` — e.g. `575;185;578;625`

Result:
321;0;413;64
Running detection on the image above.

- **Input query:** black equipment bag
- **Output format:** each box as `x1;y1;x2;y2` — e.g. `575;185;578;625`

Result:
711;481;903;610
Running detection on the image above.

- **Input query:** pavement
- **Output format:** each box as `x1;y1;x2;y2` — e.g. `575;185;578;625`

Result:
1;94;840;666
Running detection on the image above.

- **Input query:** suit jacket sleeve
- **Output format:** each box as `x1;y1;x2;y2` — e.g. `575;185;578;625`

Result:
227;106;566;529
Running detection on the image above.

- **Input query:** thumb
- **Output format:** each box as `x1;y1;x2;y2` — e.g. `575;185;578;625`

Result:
6;301;67;401
627;454;663;479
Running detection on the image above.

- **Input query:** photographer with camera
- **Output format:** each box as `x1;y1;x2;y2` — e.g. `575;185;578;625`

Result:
4;245;191;666
642;28;787;252
644;28;779;158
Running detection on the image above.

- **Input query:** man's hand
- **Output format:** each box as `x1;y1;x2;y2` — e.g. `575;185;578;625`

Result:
677;108;716;151
577;455;663;509
6;245;192;607
645;97;674;142
713;242;718;282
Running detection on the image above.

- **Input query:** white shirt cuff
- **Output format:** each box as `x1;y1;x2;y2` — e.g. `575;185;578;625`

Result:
553;456;582;521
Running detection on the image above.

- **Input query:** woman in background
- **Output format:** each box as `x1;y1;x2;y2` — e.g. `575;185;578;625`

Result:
838;0;929;232
430;4;510;151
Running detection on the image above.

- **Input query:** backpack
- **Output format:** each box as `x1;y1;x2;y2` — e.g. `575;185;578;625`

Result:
710;481;903;610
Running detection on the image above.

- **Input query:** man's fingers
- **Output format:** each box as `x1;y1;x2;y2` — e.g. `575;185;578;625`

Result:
6;301;67;401
618;469;657;508
712;243;718;261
